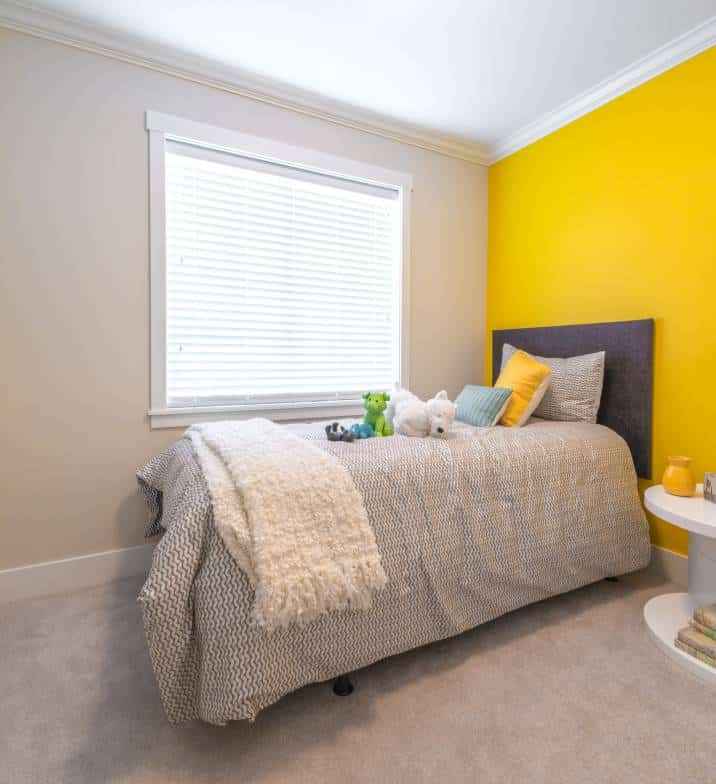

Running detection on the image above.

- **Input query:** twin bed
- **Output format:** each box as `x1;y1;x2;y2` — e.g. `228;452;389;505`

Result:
137;320;654;725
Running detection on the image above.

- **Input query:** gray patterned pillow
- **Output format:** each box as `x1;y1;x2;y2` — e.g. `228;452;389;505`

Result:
501;344;605;423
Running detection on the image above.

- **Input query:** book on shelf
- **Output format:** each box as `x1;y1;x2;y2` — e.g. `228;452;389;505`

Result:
693;604;716;632
677;625;716;662
675;638;716;669
690;619;716;642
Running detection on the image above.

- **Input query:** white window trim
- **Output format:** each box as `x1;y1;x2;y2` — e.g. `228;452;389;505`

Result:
146;111;412;429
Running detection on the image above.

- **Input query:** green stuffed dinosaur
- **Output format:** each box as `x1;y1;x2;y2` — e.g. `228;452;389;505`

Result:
362;391;394;437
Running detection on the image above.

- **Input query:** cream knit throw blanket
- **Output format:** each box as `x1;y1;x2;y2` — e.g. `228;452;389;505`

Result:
188;419;386;630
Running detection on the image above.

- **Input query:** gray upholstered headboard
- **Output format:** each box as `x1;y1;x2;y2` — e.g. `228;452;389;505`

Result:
492;319;654;479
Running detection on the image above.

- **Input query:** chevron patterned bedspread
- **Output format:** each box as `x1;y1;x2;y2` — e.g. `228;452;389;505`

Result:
136;419;650;725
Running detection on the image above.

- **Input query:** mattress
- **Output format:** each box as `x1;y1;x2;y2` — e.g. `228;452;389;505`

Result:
137;419;650;724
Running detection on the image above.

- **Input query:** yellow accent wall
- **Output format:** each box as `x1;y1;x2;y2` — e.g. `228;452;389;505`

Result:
487;47;716;556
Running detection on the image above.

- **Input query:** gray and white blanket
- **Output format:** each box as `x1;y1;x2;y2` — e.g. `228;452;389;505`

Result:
137;419;650;725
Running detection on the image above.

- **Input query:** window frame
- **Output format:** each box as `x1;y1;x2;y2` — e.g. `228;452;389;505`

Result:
146;111;412;429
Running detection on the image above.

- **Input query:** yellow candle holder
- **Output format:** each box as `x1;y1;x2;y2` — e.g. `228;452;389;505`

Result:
662;456;695;497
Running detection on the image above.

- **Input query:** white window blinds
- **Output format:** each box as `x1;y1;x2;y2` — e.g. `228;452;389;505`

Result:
164;140;402;409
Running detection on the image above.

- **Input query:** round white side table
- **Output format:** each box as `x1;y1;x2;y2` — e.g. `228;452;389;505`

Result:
643;484;716;684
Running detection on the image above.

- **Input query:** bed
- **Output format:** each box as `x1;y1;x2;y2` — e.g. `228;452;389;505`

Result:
137;320;653;725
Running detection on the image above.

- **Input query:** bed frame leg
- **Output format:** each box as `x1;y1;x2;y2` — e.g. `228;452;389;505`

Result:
333;674;354;696
605;576;619;582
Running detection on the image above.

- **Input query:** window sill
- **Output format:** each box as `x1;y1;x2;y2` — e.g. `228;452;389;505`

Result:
148;399;365;430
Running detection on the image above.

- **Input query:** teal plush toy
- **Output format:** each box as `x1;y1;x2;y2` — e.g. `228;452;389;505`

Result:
350;422;374;439
362;392;394;437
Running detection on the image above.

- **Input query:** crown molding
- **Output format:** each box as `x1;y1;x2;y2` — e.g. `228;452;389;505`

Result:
490;15;716;163
2;2;714;168
0;0;490;166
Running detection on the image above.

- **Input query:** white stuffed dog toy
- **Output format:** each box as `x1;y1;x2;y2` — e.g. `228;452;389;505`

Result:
424;391;457;438
387;386;456;438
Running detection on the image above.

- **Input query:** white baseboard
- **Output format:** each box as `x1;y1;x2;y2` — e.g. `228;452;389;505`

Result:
649;544;688;588
0;543;154;604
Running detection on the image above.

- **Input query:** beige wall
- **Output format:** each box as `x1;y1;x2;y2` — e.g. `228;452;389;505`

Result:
1;29;487;570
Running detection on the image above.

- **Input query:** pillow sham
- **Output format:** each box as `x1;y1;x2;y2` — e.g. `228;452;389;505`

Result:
501;344;605;423
494;349;551;427
455;385;512;427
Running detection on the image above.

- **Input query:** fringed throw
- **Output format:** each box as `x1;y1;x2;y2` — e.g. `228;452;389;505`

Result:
188;419;386;630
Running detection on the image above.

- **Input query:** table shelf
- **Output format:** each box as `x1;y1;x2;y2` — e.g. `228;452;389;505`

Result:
643;484;716;684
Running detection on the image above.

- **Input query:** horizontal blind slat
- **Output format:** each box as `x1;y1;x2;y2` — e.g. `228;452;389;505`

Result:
166;154;396;211
166;220;393;258
167;262;391;291
166;243;393;273
166;186;394;234
167;140;400;201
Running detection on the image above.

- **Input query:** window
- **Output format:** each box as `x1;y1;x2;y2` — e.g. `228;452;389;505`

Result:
147;112;411;428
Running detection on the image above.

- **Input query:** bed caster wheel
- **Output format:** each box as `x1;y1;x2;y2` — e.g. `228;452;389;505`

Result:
333;674;354;696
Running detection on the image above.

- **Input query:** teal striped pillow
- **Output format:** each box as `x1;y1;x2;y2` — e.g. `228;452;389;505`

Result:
455;385;512;427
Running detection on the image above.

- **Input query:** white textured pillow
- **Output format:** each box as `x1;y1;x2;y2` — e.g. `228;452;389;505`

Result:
501;344;605;423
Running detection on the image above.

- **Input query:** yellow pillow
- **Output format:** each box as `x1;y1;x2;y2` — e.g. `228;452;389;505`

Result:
494;349;551;427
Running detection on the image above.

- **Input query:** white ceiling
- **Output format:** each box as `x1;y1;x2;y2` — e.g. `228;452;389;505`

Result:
4;0;716;159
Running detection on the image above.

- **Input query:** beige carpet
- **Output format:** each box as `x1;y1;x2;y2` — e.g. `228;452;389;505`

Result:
1;570;713;784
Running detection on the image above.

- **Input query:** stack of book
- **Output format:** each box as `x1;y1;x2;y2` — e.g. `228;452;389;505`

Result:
676;604;716;667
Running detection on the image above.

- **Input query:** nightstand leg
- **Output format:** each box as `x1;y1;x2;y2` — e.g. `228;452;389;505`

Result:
688;532;716;608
